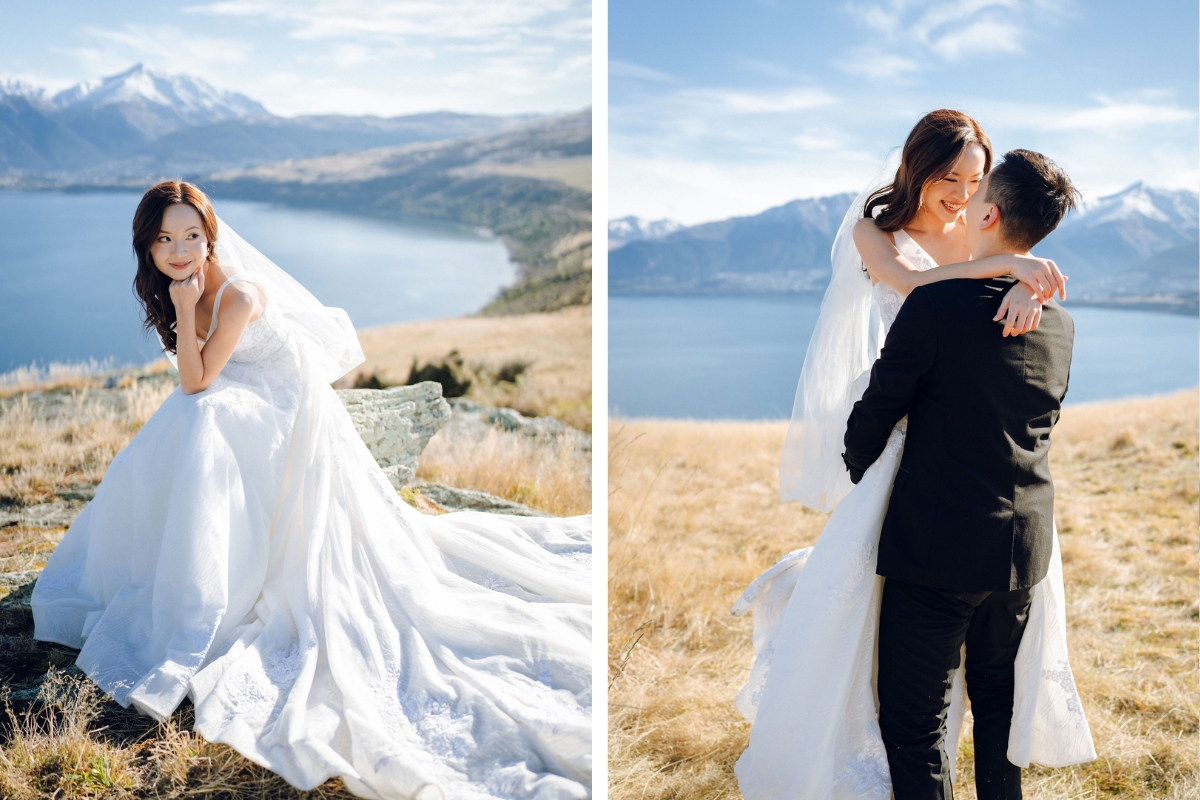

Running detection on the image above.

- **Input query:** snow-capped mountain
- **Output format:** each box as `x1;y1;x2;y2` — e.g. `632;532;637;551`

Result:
1051;183;1197;258
611;185;1198;308
610;194;855;294
0;65;521;178
1035;183;1198;298
0;79;51;107
608;216;684;249
49;63;267;140
53;64;266;120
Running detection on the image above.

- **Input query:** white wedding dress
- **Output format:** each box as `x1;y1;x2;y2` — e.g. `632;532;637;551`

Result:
732;230;1095;798
32;269;592;800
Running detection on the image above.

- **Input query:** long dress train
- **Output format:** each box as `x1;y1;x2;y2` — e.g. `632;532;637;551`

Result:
732;231;1094;799
33;272;592;800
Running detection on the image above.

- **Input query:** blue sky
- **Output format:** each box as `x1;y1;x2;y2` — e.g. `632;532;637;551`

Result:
0;1;590;117
610;0;1199;225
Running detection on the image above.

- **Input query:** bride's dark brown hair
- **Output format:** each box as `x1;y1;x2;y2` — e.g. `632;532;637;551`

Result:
863;109;992;232
132;181;219;354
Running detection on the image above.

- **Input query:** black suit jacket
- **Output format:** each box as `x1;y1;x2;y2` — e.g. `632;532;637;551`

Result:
842;277;1074;592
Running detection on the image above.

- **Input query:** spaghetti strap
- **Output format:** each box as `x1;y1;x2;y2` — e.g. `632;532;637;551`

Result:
202;273;261;343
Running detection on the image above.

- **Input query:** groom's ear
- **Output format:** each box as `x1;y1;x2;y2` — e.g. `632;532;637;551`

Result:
978;202;1002;233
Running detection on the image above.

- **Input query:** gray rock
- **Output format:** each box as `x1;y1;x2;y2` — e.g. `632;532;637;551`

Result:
0;573;36;633
415;483;549;517
0;570;40;595
336;382;452;488
0;499;87;529
448;399;591;454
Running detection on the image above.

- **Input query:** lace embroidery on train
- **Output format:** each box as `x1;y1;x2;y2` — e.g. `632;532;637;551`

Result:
365;661;589;798
835;736;891;797
1042;659;1087;729
824;542;875;610
220;643;313;729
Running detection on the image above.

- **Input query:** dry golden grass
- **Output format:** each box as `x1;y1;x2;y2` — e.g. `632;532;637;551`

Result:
451;155;592;191
0;381;177;507
608;389;1199;800
0;668;356;799
418;426;591;517
344;305;592;432
0;305;591;794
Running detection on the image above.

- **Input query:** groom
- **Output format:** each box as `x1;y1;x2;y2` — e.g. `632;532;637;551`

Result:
842;150;1079;800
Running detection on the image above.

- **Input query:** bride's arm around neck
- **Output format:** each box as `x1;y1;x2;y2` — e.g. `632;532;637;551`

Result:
852;217;1053;298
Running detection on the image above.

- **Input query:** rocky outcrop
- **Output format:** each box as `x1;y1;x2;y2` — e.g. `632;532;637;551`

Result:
447;399;591;454
0;380;579;527
413;484;547;517
337;383;452;488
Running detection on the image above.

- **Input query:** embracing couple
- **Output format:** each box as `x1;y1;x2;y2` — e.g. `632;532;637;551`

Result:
731;110;1097;799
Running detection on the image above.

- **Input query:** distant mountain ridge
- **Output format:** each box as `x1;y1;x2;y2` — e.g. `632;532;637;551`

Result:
610;184;1199;312
609;216;683;249
204;111;593;317
0;65;591;318
0;65;527;180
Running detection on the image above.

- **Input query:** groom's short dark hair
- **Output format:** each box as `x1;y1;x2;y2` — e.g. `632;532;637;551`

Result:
985;149;1080;251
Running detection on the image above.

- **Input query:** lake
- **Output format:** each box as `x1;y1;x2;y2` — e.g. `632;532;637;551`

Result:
610;295;1200;419
0;190;514;372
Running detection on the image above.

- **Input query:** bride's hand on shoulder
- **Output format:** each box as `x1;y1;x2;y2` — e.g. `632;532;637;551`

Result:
994;282;1044;337
169;265;205;310
1006;253;1066;303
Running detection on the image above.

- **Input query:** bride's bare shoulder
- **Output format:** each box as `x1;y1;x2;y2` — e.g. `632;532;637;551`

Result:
852;216;896;247
221;281;267;323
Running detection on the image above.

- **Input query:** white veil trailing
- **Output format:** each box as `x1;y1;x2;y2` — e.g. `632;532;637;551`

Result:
778;150;900;511
214;217;365;383
159;216;365;384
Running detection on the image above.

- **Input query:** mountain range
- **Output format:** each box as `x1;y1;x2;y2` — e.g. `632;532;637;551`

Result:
0;65;591;316
610;184;1199;313
203;111;593;316
0;64;525;180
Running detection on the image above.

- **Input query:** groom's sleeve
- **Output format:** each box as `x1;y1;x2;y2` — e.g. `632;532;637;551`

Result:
842;287;937;483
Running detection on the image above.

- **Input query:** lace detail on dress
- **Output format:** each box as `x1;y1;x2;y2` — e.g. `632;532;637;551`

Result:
824;542;875;610
227;300;289;364
1042;659;1086;728
220;643;311;728
835;736;892;797
872;230;937;329
748;643;776;710
34;559;84;592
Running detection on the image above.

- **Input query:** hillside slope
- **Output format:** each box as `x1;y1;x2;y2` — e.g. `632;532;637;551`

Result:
203;111;593;316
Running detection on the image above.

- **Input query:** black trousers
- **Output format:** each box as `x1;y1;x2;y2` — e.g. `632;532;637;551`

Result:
878;577;1033;800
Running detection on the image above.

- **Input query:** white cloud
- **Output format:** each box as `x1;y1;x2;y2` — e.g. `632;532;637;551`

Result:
839;47;921;80
685;87;838;115
186;0;588;44
841;0;1059;70
609;147;880;225
981;96;1197;133
609;60;676;83
927;18;1023;60
794;134;844;151
40;1;590;117
57;24;252;83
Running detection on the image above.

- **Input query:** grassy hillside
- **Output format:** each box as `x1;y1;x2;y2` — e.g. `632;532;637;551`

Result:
609;390;1198;799
0;305;591;796
344;304;591;432
201;112;592;317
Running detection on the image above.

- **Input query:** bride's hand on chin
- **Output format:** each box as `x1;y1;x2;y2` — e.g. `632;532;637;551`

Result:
1007;254;1066;302
994;283;1044;337
169;264;205;310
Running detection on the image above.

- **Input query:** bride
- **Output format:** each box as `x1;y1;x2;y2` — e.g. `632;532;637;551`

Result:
732;110;1096;798
31;181;592;800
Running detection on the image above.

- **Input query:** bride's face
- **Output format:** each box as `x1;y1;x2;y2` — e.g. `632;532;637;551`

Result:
920;143;986;225
150;203;210;280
